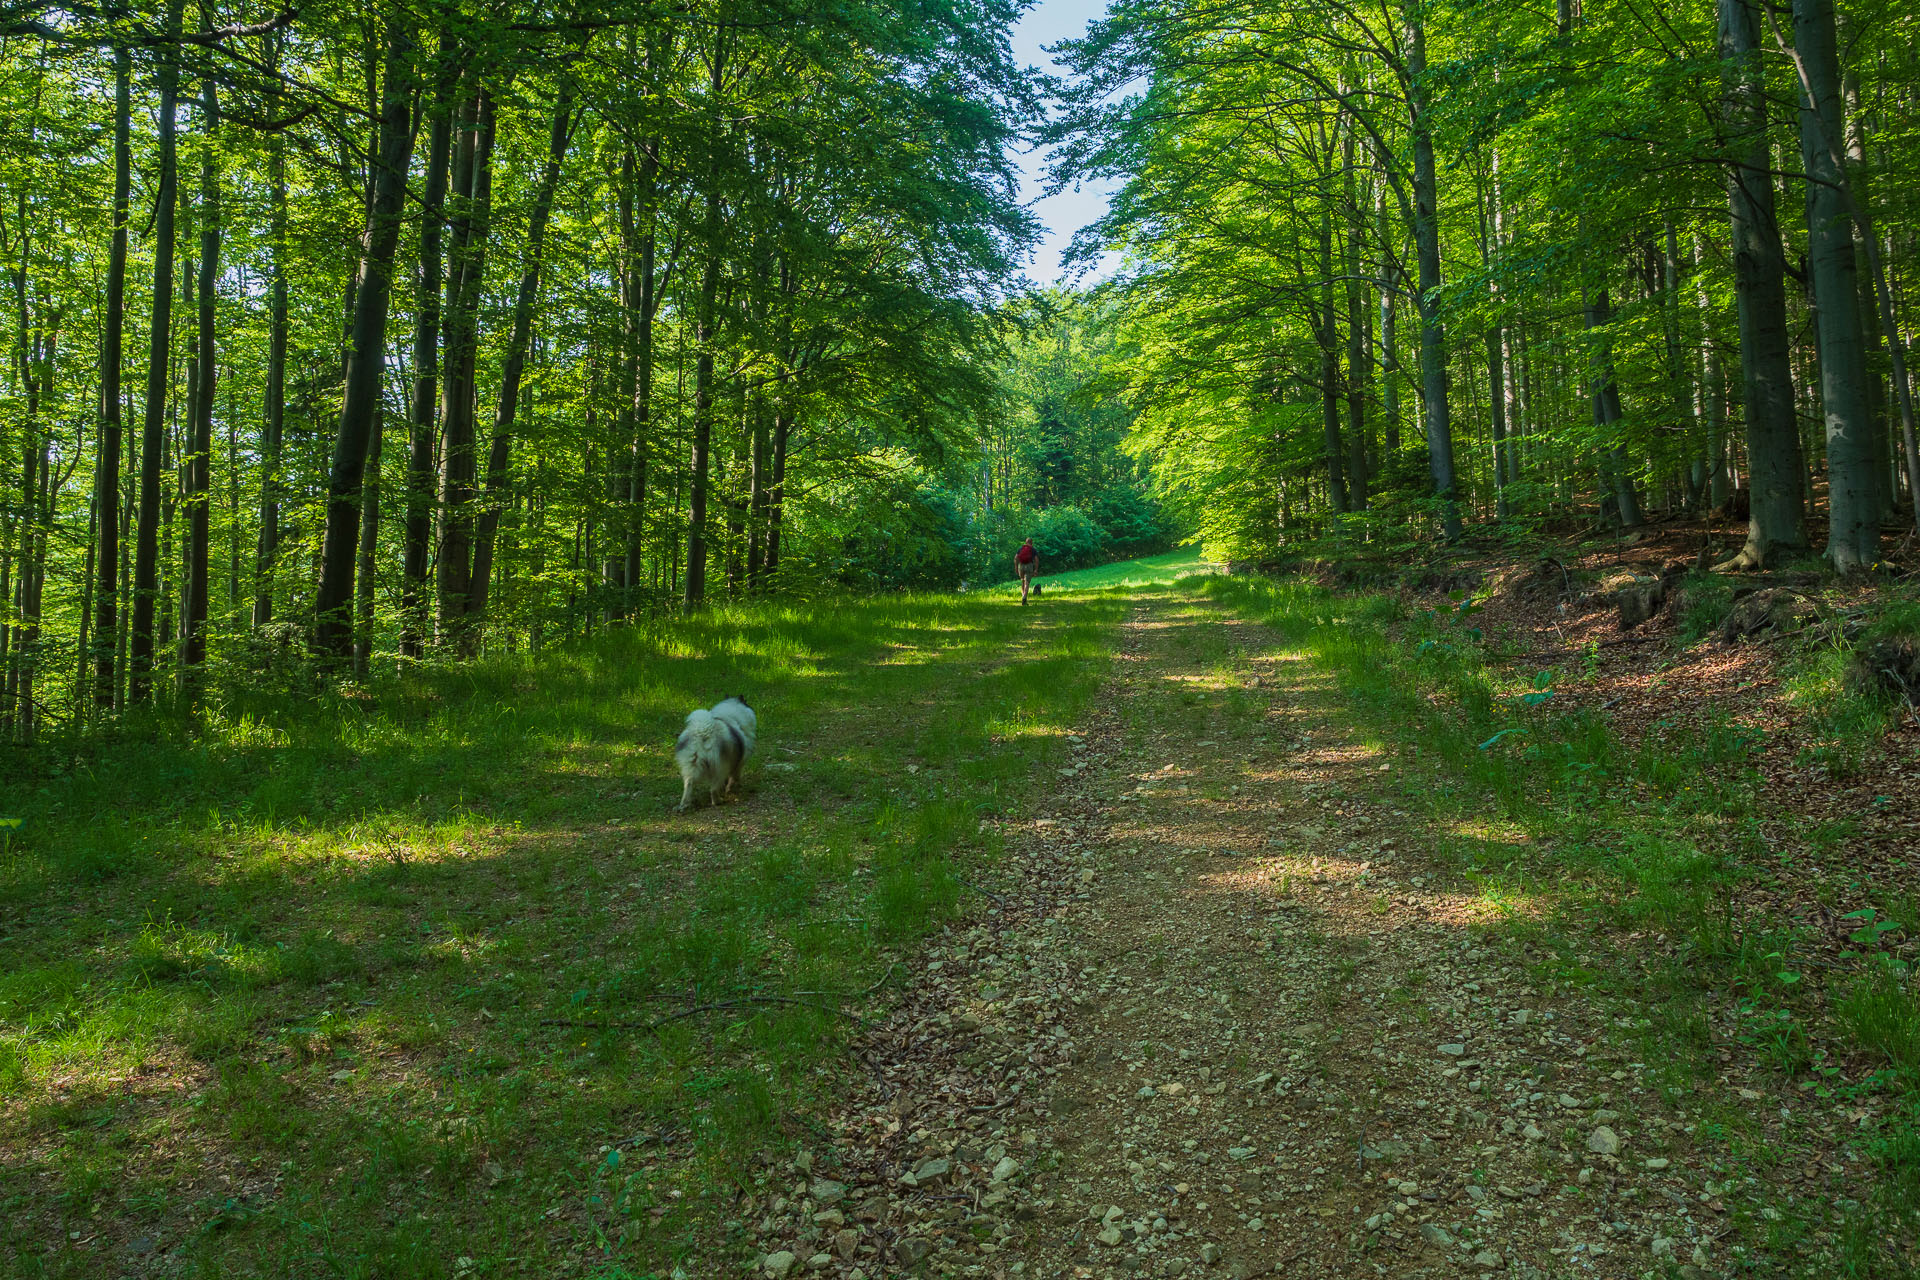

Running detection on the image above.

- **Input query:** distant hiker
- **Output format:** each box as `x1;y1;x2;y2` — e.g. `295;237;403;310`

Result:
1016;537;1039;604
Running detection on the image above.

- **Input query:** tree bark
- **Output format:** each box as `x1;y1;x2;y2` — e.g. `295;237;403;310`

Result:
401;72;454;659
1790;0;1877;569
353;411;383;675
314;18;417;660
1714;0;1808;568
685;186;722;609
1585;291;1646;527
468;87;573;628
1318;209;1348;514
435;90;496;651
129;0;183;702
1343;126;1370;510
182;77;218;686
93;42;131;706
1406;13;1459;539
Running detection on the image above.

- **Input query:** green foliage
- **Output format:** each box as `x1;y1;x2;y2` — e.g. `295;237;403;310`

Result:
0;588;1123;1272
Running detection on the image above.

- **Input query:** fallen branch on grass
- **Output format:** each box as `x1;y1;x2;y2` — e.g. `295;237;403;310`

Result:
540;995;853;1035
540;965;902;1036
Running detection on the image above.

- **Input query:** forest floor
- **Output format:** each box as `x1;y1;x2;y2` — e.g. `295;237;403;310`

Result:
740;546;1918;1280
5;543;1917;1279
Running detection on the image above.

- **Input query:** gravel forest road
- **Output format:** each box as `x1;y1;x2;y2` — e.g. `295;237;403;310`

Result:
748;589;1725;1280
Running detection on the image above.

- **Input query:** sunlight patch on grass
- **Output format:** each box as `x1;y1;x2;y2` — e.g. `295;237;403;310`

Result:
0;590;1126;1274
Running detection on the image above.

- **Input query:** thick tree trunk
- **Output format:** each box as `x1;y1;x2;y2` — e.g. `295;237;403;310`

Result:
1406;15;1459;539
314;21;417;661
129;0;183;702
93;43;131;707
182;78;219;686
1717;0;1808;568
1791;0;1877;570
468;88;573;628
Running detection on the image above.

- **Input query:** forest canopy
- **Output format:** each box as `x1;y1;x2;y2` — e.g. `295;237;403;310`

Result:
1047;0;1920;570
0;0;1130;738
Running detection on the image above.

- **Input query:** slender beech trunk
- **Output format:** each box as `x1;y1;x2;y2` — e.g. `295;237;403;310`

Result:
627;163;658;588
436;91;497;649
746;386;769;585
353;412;382;674
1343;126;1369;509
254;43;288;628
764;258;795;581
1787;0;1877;569
402;83;453;658
1585;291;1646;527
1718;0;1808;568
1406;15;1459;538
684;189;721;609
1698;256;1732;511
1317;208;1347;514
314;20;417;661
468;87;573;628
93;43;131;706
1481;154;1509;519
182;78;218;685
129;0;183;702
606;150;639;599
1379;222;1400;452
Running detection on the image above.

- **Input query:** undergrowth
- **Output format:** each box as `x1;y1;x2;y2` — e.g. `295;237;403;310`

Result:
1203;572;1920;1277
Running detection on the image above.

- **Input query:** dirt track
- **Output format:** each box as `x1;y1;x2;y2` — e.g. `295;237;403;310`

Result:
747;590;1734;1279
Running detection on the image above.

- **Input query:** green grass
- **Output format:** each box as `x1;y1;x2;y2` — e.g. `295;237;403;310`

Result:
1000;545;1218;594
1199;572;1920;1278
0;590;1123;1276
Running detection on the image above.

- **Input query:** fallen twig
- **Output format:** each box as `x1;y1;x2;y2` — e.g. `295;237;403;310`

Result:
539;994;852;1035
957;878;1005;905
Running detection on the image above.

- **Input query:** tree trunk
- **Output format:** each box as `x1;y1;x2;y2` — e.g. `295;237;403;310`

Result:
1585;291;1645;527
129;0;183;703
182;78;219;687
1790;0;1877;569
353;411;383;675
1344;128;1370;510
685;186;723;609
1717;0;1808;568
1406;14;1459;539
605;150;639;602
93;42;131;707
1318;210;1348;514
401;75;454;659
468;87;573;628
315;19;417;661
436;90;497;652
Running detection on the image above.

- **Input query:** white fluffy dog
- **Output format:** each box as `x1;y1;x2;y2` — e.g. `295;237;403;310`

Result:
675;695;756;811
